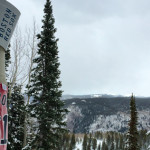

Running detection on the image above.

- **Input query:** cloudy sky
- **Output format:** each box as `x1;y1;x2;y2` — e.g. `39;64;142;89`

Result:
7;0;150;96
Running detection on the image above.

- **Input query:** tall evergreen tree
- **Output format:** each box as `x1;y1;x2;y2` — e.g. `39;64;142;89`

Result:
5;44;11;109
92;138;97;150
110;142;115;150
87;133;92;150
119;135;124;150
110;134;115;150
69;133;76;150
28;0;68;149
82;133;88;150
7;84;25;150
106;134;111;146
97;144;101;150
126;94;139;150
101;141;108;150
5;44;11;73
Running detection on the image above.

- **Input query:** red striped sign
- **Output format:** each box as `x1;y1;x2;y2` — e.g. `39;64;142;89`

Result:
0;83;8;150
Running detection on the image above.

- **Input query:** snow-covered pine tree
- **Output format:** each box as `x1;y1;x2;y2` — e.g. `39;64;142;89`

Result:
5;44;11;109
28;0;68;149
7;84;25;150
126;94;139;150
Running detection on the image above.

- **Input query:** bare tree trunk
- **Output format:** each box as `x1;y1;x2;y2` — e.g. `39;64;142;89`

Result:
8;26;25;98
0;46;6;85
23;20;38;148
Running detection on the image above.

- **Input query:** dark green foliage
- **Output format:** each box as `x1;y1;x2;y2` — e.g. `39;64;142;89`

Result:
58;132;69;150
110;134;115;150
57;131;150;150
97;144;101;150
119;135;124;150
101;141;108;150
82;133;88;150
95;131;103;139
28;0;68;149
87;133;92;150
5;45;26;149
69;133;76;150
62;133;71;150
138;130;149;149
5;44;11;110
92;138;97;150
106;134;111;145
5;44;11;73
110;142;115;150
115;138;119;149
126;94;139;150
7;84;25;150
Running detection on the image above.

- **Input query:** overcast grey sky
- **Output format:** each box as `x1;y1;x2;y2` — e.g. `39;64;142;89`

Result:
7;0;150;96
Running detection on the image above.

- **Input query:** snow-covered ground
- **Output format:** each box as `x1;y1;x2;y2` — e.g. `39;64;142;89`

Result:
74;139;103;150
75;140;83;150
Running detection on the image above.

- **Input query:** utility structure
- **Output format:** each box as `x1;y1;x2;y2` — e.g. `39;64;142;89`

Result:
0;0;20;149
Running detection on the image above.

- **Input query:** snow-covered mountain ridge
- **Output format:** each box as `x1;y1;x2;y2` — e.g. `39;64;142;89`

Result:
64;97;150;133
61;94;125;100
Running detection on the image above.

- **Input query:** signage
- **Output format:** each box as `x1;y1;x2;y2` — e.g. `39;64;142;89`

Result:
0;1;20;150
0;83;7;150
0;0;20;50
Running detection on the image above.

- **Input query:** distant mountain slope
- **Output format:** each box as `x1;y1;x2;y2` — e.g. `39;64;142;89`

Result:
64;97;150;133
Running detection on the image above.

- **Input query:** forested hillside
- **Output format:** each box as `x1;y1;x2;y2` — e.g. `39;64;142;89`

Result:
64;97;150;133
60;131;150;150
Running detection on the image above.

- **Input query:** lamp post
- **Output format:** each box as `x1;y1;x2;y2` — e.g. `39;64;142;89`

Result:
0;0;20;149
